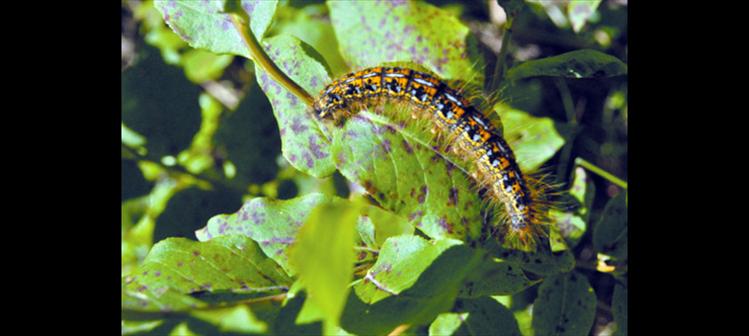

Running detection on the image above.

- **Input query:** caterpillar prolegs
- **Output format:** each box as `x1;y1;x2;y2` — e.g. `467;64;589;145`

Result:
313;66;551;251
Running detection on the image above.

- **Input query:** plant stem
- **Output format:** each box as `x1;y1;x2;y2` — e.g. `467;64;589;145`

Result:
575;157;627;189
489;18;513;92
229;14;314;107
555;78;578;181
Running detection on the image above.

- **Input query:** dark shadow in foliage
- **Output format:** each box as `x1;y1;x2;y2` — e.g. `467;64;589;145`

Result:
189;289;288;306
122;42;201;159
340;245;478;336
452;297;522;336
214;82;281;186
272;291;323;335
122;159;153;200
154;186;243;242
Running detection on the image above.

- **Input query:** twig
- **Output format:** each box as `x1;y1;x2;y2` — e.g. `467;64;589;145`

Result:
575;157;628;190
229;14;314;107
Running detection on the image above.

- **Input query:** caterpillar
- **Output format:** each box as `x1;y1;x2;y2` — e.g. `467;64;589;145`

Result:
312;66;551;252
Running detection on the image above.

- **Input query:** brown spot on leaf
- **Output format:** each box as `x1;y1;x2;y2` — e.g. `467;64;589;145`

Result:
417;186;428;204
402;139;414;154
448;187;458;206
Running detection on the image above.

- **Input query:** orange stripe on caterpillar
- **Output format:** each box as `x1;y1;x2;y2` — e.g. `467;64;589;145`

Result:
313;66;547;251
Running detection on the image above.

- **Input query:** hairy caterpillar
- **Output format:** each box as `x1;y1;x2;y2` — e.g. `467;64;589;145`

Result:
312;66;552;251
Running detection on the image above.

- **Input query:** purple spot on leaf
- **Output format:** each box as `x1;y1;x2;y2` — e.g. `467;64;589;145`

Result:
381;139;392;154
309;136;327;159
291;117;308;133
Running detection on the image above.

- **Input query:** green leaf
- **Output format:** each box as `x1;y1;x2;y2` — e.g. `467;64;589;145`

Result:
181;49;234;83
328;0;484;85
612;281;628;336
353;235;462;304
340;244;484;336
254;34;337;177
493;240;576;276
452;297;522;336
592;192;627;260
532;272;596;336
568;0;602;33
122;235;292;313
272;3;350;76
288;198;362;333
196;193;332;274
330;111;484;241
196;193;412;275
429;313;465;336
458;252;537;298
507;49;627;80
495;104;565;172
154;0;278;57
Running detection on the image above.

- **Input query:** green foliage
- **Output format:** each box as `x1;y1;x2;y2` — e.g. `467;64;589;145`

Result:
507;49;627;81
288;198;361;333
532;271;597;336
122;235;291;313
122;0;627;334
253;34;337;177
327;0;484;85
593;191;628;261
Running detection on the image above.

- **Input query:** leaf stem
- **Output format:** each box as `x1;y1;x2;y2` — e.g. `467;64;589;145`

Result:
575;157;627;189
229;15;314;107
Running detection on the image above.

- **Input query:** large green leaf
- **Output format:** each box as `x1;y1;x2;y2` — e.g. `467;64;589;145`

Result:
254;34;337;177
340;244;484;336
196;193;331;274
507;49;627;81
154;0;278;57
331;111;484;241
458;253;537;298
592;192;627;260
493;240;576;276
196;193;413;275
328;0;484;85
532;272;596;336
289;199;361;333
451;297;522;336
122;235;292;313
353;235;463;304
